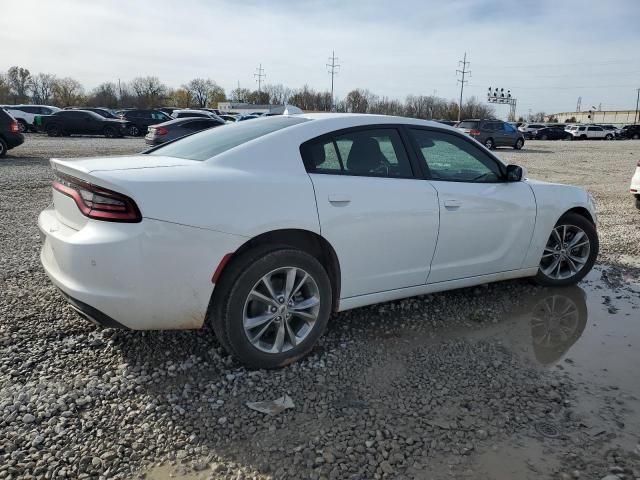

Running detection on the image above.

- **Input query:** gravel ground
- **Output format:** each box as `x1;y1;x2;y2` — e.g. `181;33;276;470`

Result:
1;135;639;480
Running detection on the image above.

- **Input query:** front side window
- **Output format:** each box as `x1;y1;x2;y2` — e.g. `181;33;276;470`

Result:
149;116;309;161
302;128;413;178
410;129;503;183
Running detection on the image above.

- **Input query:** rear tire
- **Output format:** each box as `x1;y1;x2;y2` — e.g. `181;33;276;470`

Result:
209;247;332;369
0;138;7;158
17;120;28;133
540;135;548;140
129;125;140;136
605;133;614;140
484;138;495;149
533;212;598;287
633;133;640;140
635;196;640;210
514;138;524;150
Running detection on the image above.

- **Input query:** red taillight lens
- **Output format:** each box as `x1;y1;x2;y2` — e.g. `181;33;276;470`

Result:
155;127;168;135
10;120;19;133
52;173;141;223
470;129;481;136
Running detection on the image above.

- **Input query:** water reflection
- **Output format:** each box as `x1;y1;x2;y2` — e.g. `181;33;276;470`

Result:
480;286;589;367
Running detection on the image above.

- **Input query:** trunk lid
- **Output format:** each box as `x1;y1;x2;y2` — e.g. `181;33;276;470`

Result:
51;154;196;175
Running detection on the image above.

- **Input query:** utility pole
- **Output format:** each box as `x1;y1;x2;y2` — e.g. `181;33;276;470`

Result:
456;52;470;121
326;51;340;111
254;64;266;94
576;96;582;112
635;88;640;124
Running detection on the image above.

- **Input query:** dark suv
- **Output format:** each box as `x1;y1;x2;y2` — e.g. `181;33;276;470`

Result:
457;119;525;150
0;109;25;157
119;109;172;136
617;125;640;140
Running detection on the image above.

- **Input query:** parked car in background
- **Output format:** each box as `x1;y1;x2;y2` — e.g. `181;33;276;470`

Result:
0;108;25;157
617;125;640;139
171;109;224;121
119;109;171;136
631;159;640;209
534;127;571;140
237;114;260;122
219;114;239;123
518;123;546;139
435;120;457;126
38;110;129;138
568;125;614;140
144;117;225;146
3;105;60;132
38;113;599;368
457;119;525;149
80;108;120;119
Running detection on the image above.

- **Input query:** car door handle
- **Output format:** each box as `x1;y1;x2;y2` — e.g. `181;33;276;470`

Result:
328;194;351;204
443;199;461;209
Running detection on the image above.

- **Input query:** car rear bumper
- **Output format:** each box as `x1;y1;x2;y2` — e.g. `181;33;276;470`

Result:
144;136;164;146
38;206;246;330
4;132;25;149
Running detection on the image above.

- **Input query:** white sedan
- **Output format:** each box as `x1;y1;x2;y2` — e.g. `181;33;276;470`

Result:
632;160;640;209
38;114;599;368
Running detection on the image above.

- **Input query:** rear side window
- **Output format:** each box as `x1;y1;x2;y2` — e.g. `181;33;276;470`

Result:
301;128;414;178
457;121;479;129
148;116;309;161
503;123;517;133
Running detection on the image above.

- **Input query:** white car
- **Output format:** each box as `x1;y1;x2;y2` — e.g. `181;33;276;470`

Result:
3;105;60;132
38;114;599;368
631;160;640;209
171;109;224;122
569;125;615;140
518;123;546;138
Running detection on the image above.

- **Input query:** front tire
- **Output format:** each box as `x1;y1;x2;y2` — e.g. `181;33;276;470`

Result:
605;134;614;140
534;213;598;286
210;247;332;369
635;196;640;210
17;120;28;133
103;126;117;138
129;125;140;136
514;138;524;150
46;125;61;137
0;138;7;158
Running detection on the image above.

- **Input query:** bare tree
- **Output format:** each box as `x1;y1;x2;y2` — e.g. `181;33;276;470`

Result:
208;84;226;108
184;78;213;107
229;87;251;103
344;89;376;113
0;73;11;104
52;77;84;107
130;76;167;108
87;82;119;108
30;73;57;104
263;84;291;105
7;66;32;103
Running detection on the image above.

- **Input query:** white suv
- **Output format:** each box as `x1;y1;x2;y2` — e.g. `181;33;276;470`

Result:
569;125;615;140
3;105;60;132
518;123;546;139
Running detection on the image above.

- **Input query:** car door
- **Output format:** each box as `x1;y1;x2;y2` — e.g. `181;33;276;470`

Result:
502;122;518;144
407;127;537;283
63;111;82;133
302;126;440;298
587;126;603;139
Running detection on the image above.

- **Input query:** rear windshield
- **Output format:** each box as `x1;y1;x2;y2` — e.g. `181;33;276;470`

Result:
457;121;479;129
148;116;309;161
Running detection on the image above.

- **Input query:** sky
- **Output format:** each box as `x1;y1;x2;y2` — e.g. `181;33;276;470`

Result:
2;0;640;118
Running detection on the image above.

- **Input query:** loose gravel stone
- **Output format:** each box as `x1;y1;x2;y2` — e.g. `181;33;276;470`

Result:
1;136;639;480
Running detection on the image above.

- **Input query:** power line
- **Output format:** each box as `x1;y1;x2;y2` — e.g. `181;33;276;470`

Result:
326;50;340;112
456;52;470;122
254;64;266;93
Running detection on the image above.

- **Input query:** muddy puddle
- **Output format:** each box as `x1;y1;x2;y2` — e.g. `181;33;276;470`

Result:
134;265;640;480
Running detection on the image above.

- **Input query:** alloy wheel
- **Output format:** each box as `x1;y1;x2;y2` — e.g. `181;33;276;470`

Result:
243;267;320;353
539;225;590;280
485;139;494;149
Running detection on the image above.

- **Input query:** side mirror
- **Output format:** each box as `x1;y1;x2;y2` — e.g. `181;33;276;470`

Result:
506;164;527;182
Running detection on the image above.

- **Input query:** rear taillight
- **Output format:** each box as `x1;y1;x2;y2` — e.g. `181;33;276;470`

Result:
9;120;19;133
52;173;141;223
155;127;168;135
470;129;481;136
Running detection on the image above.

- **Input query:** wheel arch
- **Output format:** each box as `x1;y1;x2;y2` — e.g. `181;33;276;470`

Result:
215;228;341;312
562;206;595;225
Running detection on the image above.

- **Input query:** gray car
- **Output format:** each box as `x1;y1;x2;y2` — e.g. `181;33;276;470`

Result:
457;119;525;150
144;117;225;146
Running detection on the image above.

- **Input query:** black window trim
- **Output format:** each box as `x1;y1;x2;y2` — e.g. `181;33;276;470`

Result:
299;124;422;180
403;125;508;183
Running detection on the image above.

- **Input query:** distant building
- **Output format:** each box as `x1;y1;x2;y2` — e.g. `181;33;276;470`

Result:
546;110;638;125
